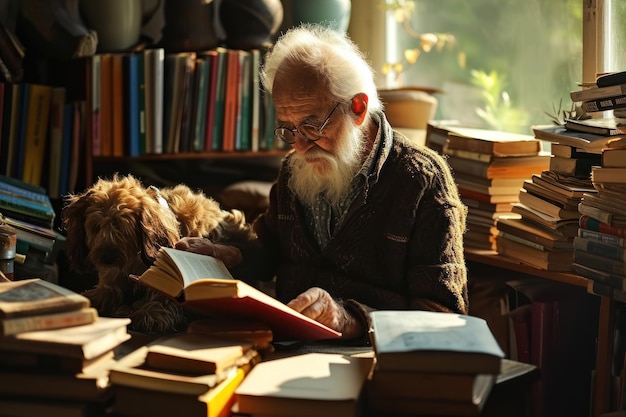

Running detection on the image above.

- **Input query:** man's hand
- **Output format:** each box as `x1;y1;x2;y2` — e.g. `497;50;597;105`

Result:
287;287;364;340
174;237;242;269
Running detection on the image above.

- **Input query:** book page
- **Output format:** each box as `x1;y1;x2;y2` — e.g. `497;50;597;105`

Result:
161;247;234;286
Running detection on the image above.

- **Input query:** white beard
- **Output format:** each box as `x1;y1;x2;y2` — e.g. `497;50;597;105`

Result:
287;118;366;206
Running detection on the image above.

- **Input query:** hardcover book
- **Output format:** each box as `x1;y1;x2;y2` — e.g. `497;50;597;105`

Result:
0;278;90;318
496;217;573;250
131;247;342;341
445;128;542;157
602;147;626;168
511;203;580;236
110;344;259;396
579;215;626;238
597;71;626;88
21;83;53;186
0;306;98;336
572;262;626;291
112;366;248;417
581;94;626;113
517;189;580;220
529;172;595;199
368;374;495;417
592;166;626;184
496;234;574;272
370;370;494;402
565;117;626;136
522;180;583;209
446;153;550;180
574;249;626;275
570;84;626;102
145;332;253;375
578;228;626;247
0;348;115;375
0;316;131;360
532;124;616;152
548;155;600;179
369;310;504;375
235;352;373;417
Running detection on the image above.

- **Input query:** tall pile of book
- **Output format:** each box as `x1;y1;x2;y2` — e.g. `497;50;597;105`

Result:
494;139;601;272
367;310;505;416
426;122;550;251
570;137;626;301
0;278;131;416
109;321;269;417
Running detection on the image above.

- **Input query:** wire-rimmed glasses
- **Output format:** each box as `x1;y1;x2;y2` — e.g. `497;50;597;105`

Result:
274;102;342;144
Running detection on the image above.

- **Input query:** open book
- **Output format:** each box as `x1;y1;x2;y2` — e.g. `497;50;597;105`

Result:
131;247;342;341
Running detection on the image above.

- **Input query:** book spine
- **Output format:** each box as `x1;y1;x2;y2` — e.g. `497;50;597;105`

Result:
570;84;626;102
579;228;626;247
0;177;51;204
580;215;626;238
124;53;141;157
581;95;626;112
0;192;55;222
1;308;97;337
573;236;625;261
586;279;626;303
21;84;52;186
578;202;612;226
573;263;626;291
574;249;626;275
597;71;626;88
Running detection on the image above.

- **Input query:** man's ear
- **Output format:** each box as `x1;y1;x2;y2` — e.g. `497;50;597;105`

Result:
351;93;368;125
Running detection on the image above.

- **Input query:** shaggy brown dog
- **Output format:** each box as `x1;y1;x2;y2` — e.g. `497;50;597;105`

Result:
62;174;255;334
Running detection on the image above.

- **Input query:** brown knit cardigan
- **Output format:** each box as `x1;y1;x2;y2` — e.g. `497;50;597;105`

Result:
235;111;468;341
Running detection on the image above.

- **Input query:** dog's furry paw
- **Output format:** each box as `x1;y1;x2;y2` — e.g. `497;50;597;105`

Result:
128;298;189;334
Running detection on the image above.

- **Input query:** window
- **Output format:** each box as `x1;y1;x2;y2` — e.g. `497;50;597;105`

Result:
350;0;584;133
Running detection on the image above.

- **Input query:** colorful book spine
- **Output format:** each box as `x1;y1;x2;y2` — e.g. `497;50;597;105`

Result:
124;53;140;157
580;215;626;238
573;236;626;261
581;94;626;112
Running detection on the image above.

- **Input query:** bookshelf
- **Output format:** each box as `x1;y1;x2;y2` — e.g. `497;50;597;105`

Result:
465;249;616;417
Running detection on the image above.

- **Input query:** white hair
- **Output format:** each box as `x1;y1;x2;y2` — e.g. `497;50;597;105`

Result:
261;23;382;114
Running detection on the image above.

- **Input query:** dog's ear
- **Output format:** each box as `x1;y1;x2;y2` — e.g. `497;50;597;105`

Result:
139;195;181;259
61;192;94;273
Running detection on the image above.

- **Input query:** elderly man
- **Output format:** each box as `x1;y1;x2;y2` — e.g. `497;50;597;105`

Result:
177;24;468;343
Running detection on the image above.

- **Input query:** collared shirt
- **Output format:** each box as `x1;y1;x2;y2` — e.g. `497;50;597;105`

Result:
307;112;387;249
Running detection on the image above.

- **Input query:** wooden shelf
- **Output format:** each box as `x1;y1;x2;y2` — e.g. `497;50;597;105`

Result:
92;149;288;162
464;248;588;288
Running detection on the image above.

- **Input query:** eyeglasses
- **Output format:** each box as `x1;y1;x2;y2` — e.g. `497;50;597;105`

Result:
274;102;342;144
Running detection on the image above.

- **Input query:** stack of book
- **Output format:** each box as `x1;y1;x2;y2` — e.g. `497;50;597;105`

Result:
571;137;626;301
494;169;593;272
569;70;626;114
0;278;131;416
0;175;64;276
109;331;262;417
425;123;549;250
496;122;609;272
367;310;505;416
